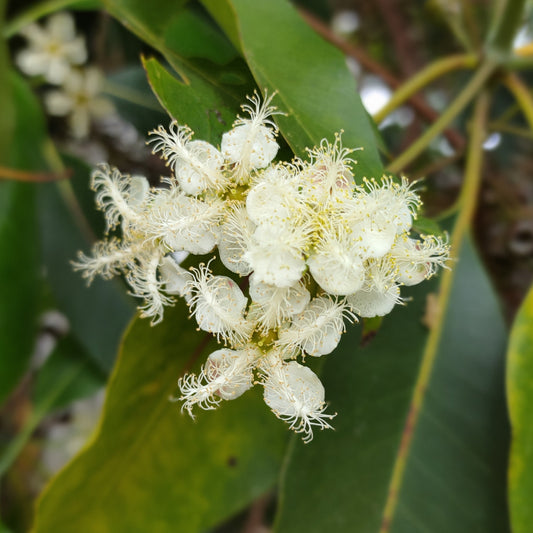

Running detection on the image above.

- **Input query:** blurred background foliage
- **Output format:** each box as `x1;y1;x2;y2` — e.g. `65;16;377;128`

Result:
1;0;533;531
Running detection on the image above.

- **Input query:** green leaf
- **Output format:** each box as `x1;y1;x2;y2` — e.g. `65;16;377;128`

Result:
162;9;238;66
275;235;509;532
3;1;101;40
0;74;44;404
0;181;38;405
104;0;252;144
33;301;287;532
507;281;533;533
203;0;383;177
412;215;447;238
143;57;238;143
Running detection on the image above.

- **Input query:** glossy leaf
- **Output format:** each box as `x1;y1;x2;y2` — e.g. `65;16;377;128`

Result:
275;235;509;533
104;0;252;144
0;181;38;405
33;301;287;532
203;0;383;176
507;281;533;533
143;57;238;144
0;74;43;404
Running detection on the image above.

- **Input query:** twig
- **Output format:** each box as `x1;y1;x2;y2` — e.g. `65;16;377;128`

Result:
297;7;466;150
0;165;72;182
387;60;496;173
374;0;420;76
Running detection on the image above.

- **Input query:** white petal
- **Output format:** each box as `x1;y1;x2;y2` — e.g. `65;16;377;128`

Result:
15;50;48;77
277;296;349;356
127;176;150;208
69;109;90;139
186;266;251;345
249;275;311;330
351;218;396;259
44;90;72;116
64;37;88;65
218;208;254;276
245;241;305;288
205;348;256;400
175;140;224;195
45;57;71;84
159;255;192;298
263;361;334;442
347;284;400;317
221;123;278;170
307;249;365;295
47;12;76;41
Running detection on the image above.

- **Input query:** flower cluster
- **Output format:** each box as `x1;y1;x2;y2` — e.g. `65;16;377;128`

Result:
75;92;449;442
16;12;112;138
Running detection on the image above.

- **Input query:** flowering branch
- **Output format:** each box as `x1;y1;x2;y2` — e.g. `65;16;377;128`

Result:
387;60;496;173
373;53;478;124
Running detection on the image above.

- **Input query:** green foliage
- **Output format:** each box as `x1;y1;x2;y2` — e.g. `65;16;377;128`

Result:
3;0;532;531
143;56;238;144
106;0;251;143
275;236;509;532
507;281;533;533
33;302;287;533
0;75;43;404
0;179;38;405
203;0;383;176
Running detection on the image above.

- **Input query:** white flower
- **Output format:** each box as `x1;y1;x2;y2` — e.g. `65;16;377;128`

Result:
159;254;193;299
391;234;450;285
75;92;450;442
73;237;140;283
16;12;87;84
44;67;113;138
178;346;259;415
146;190;223;255
300;133;359;205
262;360;335;443
248;274;310;332
149;123;227;195
347;284;401;318
307;224;366;295
90;164;144;232
246;165;307;229
277;295;355;357
221;91;281;180
244;224;309;288
360;176;421;234
125;249;174;324
186;263;252;345
217;205;255;276
347;258;402;318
